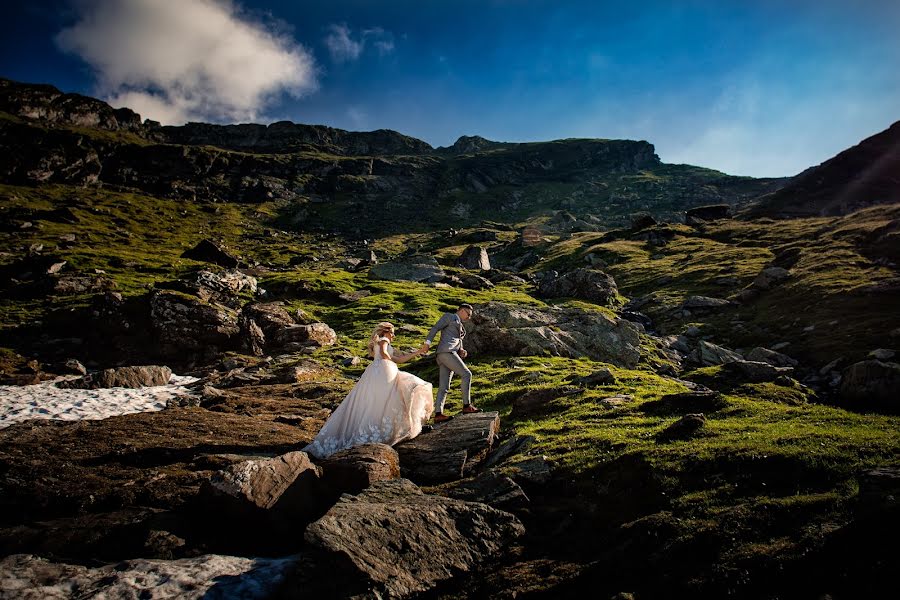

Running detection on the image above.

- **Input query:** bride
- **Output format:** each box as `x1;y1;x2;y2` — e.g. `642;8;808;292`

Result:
304;322;434;459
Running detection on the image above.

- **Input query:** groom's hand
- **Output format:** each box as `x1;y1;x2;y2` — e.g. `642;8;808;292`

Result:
458;349;468;358
418;343;430;354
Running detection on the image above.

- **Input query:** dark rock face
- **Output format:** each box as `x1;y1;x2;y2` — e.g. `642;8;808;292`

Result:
687;340;742;366
303;478;525;598
747;119;900;218
685;204;731;225
658;413;707;441
428;469;529;510
273;323;337;348
537;268;620;307
395;412;500;484
840;360;900;405
465;302;642;367
180;239;240;268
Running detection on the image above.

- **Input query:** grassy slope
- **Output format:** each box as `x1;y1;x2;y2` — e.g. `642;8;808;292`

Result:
2;180;899;595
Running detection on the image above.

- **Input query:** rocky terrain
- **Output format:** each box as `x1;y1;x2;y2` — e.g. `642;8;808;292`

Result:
1;78;899;599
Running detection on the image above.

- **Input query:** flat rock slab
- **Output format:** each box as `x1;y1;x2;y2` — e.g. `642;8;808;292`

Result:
426;469;530;510
395;412;500;484
304;479;524;598
0;553;296;599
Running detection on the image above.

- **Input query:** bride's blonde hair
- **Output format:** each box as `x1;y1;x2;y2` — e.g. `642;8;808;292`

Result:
367;321;395;357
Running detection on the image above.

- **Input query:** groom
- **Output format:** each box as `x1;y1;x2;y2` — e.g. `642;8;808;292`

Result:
419;303;482;423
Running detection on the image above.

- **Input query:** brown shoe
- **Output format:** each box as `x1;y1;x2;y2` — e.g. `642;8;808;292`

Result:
433;413;453;423
462;405;483;414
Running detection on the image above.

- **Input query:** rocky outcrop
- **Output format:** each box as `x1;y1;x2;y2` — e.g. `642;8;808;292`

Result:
751;266;791;290
395;412;500;484
368;254;445;283
465;301;642;367
840;360;900;406
273;323;338;349
537;268;620;307
303;478;524;598
685;204;730;225
57;365;173;389
150;289;240;356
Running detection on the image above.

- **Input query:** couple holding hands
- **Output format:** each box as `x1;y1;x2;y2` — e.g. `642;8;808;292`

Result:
305;304;481;459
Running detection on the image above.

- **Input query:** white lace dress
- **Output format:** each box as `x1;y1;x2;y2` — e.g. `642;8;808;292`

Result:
304;341;434;459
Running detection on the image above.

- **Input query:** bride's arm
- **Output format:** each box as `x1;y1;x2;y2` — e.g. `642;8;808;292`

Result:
391;347;424;363
377;339;391;360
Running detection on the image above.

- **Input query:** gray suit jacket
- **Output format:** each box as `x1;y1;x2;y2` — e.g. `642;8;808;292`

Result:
425;313;466;353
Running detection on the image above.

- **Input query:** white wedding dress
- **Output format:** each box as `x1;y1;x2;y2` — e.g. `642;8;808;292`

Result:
304;340;434;459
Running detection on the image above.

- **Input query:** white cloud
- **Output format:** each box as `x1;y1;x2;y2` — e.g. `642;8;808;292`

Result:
325;23;363;63
56;0;317;125
325;24;395;63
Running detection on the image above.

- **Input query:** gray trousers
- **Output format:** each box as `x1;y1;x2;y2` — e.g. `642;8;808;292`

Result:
435;351;471;413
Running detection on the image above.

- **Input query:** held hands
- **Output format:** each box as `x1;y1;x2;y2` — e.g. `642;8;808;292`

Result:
417;343;430;355
458;349;468;359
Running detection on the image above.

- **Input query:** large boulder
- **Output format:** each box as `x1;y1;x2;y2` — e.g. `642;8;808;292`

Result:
273;323;337;348
746;346;799;368
752;266;791;290
303;479;525;598
687;341;743;366
320;443;401;496
202;451;323;525
427;469;529;510
150;289;240;354
840;360;900;406
368;254;445;283
458;245;491;270
239;302;296;339
180;239;240;268
395;412;500;484
537;268;620;307
723;360;794;382
464;302;642;368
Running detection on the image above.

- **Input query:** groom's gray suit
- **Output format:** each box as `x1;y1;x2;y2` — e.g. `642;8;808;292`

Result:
425;312;471;413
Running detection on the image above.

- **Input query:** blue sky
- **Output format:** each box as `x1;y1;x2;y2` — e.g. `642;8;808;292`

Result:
1;0;898;177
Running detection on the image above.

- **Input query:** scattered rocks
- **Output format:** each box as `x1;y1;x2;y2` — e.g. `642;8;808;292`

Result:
458;245;491;270
304;478;524;598
465;301;642;368
537;268;620;307
180;239;240;268
840;360;900;406
368;254;445;283
150;289;240;355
